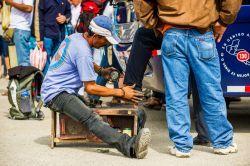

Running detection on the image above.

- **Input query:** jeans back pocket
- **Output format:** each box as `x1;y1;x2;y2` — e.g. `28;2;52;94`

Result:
196;37;216;61
161;34;178;57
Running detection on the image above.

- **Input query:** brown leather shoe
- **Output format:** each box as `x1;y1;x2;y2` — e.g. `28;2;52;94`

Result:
143;97;162;110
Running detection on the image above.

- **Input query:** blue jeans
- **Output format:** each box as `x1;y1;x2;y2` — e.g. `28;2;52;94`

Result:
161;28;233;152
13;29;31;66
43;37;61;75
91;47;123;100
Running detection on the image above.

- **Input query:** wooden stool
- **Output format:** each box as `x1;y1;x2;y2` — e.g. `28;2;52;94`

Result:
50;105;138;149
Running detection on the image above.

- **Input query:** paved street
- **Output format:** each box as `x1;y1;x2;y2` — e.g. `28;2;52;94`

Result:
0;78;250;166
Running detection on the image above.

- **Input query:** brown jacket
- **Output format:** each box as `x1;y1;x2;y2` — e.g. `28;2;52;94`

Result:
134;0;242;32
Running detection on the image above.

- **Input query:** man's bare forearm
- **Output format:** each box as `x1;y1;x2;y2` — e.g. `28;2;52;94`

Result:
6;1;32;13
84;81;123;97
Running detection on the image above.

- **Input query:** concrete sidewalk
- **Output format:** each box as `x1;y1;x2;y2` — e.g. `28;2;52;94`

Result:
0;78;250;166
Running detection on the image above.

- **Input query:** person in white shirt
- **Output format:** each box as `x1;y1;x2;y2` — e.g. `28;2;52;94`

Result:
68;0;81;29
5;0;34;66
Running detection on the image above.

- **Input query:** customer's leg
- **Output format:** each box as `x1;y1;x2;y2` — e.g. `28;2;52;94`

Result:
161;30;193;153
188;29;233;149
124;27;162;90
48;92;150;158
190;70;210;144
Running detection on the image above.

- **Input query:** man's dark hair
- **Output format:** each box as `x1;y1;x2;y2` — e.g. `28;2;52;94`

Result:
87;28;95;37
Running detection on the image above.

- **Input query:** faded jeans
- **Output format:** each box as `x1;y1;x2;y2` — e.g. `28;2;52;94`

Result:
46;91;137;157
161;28;233;152
124;27;209;141
13;29;31;66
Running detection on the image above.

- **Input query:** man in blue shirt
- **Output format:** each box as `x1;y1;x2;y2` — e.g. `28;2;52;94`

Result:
38;0;71;75
42;16;151;159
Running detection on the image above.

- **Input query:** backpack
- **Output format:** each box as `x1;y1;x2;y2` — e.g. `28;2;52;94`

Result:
76;0;109;33
7;66;45;120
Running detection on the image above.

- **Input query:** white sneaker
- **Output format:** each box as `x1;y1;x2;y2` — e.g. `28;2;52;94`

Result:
168;146;191;158
213;143;238;155
134;128;151;159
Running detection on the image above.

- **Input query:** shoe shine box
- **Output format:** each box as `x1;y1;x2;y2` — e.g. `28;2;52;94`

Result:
59;104;138;143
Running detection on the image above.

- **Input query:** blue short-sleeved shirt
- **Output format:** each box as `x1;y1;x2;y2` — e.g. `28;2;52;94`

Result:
41;33;96;104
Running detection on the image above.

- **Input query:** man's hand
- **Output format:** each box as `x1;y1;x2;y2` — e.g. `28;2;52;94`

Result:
56;13;67;24
101;67;117;80
121;85;144;103
213;21;227;43
36;41;44;49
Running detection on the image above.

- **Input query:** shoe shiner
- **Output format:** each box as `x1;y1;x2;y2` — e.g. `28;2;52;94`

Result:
41;15;151;159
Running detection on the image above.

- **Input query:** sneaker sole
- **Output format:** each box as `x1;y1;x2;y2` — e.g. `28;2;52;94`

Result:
135;128;151;159
169;148;191;158
214;149;238;155
176;153;191;158
214;144;238;155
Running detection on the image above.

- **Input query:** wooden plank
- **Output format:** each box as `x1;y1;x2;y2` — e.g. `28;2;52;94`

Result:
50;111;57;149
54;137;89;143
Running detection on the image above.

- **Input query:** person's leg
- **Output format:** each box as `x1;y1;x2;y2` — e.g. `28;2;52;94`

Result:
2;39;10;73
4;56;10;72
112;49;123;89
0;36;3;77
161;29;193;154
190;70;210;145
0;56;2;77
43;37;54;75
48;92;151;158
124;27;163;90
51;39;61;59
13;29;31;66
188;29;234;151
13;29;23;65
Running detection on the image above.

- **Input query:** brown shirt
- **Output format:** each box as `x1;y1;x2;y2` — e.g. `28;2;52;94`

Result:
134;0;242;33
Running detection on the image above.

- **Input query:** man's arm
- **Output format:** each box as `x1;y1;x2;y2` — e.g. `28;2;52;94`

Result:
56;0;71;24
84;81;143;103
93;62;117;80
219;0;242;25
64;0;71;23
214;0;242;43
5;0;33;13
133;0;159;29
